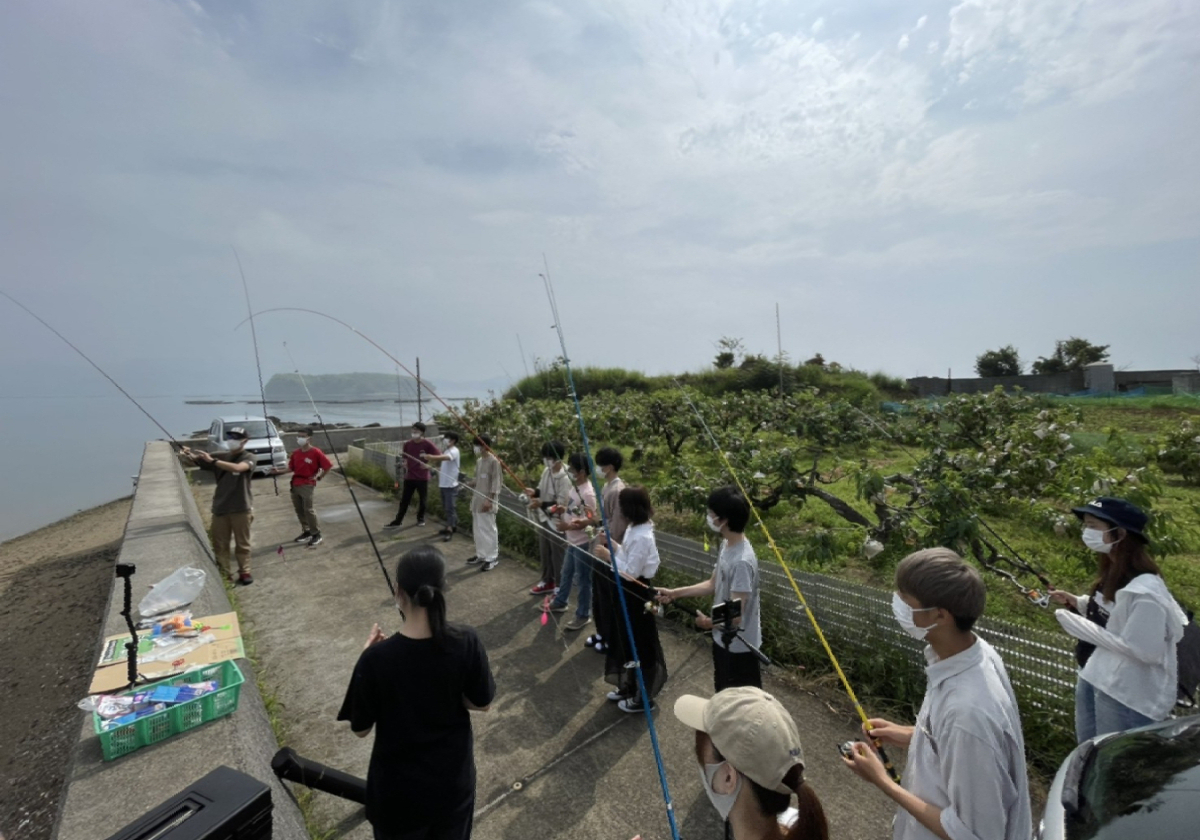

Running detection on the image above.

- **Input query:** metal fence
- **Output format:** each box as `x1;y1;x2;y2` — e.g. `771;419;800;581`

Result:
361;441;1078;724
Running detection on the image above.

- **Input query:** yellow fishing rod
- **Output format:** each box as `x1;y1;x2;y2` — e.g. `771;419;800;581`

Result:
676;382;901;784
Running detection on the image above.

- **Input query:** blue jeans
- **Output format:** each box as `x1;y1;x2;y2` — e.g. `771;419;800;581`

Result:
551;544;592;619
440;486;459;531
1075;677;1156;743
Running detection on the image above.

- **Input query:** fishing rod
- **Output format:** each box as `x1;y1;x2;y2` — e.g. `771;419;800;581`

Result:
1;289;181;445
233;248;279;497
540;259;681;840
846;403;1055;606
675;382;902;785
235;309;532;494
283;343;395;597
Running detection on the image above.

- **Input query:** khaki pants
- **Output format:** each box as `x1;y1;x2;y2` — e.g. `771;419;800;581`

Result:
212;510;253;578
290;483;319;533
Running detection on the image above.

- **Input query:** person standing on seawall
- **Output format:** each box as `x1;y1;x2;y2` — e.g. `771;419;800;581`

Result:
1051;496;1188;742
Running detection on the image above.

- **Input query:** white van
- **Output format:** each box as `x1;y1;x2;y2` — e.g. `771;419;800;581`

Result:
207;416;287;476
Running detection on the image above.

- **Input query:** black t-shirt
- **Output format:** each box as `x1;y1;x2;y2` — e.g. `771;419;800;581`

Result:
337;626;495;833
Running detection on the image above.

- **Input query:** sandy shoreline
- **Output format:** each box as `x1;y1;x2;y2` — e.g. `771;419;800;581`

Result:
0;496;132;570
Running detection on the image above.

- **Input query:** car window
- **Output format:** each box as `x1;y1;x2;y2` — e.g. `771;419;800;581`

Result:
227;420;275;439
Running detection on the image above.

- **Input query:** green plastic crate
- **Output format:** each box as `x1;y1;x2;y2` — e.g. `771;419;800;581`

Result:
93;659;244;761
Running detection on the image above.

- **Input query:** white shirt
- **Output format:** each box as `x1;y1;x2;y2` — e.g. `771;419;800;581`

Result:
1056;572;1188;720
438;446;460;489
614;522;660;579
896;637;1032;840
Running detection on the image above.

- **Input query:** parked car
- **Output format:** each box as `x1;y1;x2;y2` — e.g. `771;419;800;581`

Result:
206;416;287;476
1037;714;1200;839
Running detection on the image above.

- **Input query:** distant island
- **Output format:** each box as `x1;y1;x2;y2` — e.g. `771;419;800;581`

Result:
265;372;430;401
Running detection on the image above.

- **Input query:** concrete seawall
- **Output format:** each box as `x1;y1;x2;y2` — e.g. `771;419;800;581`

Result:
53;442;307;840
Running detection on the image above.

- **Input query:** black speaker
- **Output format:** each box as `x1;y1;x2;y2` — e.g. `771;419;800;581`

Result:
103;765;272;840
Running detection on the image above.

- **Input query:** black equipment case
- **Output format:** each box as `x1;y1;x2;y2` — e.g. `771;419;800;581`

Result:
102;765;271;840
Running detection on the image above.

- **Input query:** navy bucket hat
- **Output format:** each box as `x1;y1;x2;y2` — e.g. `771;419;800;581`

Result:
1071;497;1148;541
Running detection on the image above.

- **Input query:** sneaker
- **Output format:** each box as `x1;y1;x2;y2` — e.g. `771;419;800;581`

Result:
417;519;427;527
481;559;498;572
606;689;627;702
539;600;568;614
530;580;555;595
618;697;654;714
307;534;323;547
563;615;591;631
465;556;480;565
438;526;452;535
442;532;453;543
238;572;254;586
293;531;313;543
383;520;402;529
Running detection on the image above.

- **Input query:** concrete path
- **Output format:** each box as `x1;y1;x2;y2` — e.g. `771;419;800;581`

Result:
194;471;898;840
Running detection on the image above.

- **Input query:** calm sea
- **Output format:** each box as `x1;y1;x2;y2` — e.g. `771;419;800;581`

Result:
0;395;472;543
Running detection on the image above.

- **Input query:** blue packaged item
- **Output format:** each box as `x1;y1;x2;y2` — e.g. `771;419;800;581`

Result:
149;686;184;704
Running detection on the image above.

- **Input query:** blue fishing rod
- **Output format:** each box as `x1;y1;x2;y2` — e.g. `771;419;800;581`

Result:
539;257;682;840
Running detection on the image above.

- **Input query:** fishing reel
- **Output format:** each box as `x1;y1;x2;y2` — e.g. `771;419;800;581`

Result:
1024;588;1053;609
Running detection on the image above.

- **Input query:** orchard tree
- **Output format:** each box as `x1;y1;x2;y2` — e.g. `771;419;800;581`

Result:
1032;338;1110;374
975;346;1022;377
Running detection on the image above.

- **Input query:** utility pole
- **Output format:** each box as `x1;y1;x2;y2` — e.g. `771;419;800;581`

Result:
776;302;784;399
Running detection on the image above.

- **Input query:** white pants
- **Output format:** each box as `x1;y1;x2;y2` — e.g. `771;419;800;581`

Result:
473;509;499;562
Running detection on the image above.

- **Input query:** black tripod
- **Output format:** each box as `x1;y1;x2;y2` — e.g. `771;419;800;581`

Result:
115;563;142;689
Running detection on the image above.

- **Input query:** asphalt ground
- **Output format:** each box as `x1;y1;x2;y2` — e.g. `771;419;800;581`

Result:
192;471;898;840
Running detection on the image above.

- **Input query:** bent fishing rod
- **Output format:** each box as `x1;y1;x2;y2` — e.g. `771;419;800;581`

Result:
235;309;531;493
1;289;181;446
283;343;395;597
675;382;902;785
541;260;682;840
846;403;1056;606
234;247;279;496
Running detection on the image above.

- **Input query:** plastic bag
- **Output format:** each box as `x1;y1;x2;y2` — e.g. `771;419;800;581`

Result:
138;566;206;617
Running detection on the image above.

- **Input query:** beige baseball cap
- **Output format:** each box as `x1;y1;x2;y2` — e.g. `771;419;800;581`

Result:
674;687;805;795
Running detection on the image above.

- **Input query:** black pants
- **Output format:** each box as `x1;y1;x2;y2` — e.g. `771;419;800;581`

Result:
712;642;762;692
396;479;429;522
371;796;473;840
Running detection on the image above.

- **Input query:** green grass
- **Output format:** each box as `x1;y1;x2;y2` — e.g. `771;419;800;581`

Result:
342;459;397;499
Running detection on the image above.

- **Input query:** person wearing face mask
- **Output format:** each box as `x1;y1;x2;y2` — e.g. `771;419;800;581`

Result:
465;434;502;572
584;447;628;654
540;453;598;631
384;422;441;530
655;486;762;690
339;547;495;840
423;430;463;543
286;428;332;548
674;687;829;840
842;548;1031;840
180;428;257;585
525;440;571;596
1049;497;1188;743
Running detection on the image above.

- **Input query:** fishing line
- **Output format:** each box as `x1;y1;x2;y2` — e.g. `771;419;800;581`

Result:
233;247;279;496
540;259;682;840
235;308;530;494
675;382;903;785
283;343;395;597
1;289;181;445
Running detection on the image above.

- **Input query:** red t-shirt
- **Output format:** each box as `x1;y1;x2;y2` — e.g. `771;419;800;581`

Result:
402;438;441;481
289;446;333;486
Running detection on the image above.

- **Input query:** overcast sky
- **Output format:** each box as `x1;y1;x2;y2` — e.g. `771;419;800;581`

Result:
1;0;1198;399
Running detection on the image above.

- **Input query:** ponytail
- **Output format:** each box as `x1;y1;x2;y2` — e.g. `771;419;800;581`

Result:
394;547;455;649
748;766;829;840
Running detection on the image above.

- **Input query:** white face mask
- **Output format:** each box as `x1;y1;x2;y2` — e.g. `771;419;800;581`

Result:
1082;527;1118;554
473;446;482;456
296;437;308;447
227;438;244;451
700;762;742;821
706;514;723;533
544;458;555;469
410;431;421;439
892;592;939;640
